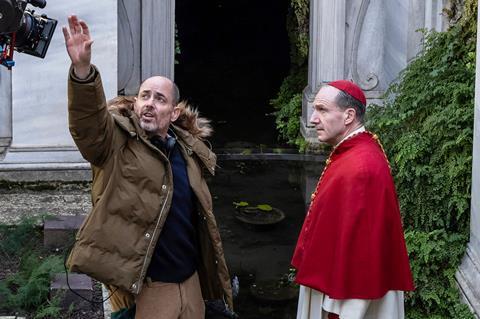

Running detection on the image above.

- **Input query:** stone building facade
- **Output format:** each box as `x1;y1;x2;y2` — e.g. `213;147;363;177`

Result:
0;0;478;315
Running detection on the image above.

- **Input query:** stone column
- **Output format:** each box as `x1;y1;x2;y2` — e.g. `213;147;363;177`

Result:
301;0;346;144
141;0;175;82
0;67;12;158
0;0;118;181
424;0;448;31
118;0;141;95
299;0;347;209
118;0;175;95
407;0;426;62
456;3;480;316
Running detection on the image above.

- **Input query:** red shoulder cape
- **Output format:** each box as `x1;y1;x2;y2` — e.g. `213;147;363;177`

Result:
291;132;414;299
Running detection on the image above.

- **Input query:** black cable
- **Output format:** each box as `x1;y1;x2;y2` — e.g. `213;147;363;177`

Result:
63;241;118;304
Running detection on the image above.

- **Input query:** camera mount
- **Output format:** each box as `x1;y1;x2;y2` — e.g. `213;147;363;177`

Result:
0;0;56;69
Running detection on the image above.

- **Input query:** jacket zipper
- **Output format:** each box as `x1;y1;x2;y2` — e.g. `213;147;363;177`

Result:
136;188;171;293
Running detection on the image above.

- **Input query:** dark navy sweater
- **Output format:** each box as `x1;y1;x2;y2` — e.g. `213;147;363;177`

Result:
146;136;198;283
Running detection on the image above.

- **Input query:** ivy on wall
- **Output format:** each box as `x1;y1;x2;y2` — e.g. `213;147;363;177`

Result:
272;0;478;315
270;0;309;150
367;0;477;317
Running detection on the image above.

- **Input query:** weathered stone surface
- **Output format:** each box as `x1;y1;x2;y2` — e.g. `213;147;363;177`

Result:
0;184;91;225
44;215;85;249
50;273;93;311
0;0;117;181
456;246;480;317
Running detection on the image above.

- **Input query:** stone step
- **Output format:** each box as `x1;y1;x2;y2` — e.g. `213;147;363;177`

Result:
50;273;93;312
43;215;85;249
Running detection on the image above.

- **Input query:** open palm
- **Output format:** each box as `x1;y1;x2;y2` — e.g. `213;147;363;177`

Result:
62;15;93;69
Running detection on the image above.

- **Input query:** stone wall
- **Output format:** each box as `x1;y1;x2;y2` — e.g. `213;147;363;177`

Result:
0;0;117;181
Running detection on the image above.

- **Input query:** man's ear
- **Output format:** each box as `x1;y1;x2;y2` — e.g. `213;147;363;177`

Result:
344;108;356;125
171;106;181;122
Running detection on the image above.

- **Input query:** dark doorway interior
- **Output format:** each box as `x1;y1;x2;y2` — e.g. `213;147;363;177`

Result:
175;0;291;148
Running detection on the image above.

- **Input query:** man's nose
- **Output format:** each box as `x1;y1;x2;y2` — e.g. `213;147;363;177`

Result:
310;111;319;125
143;101;154;110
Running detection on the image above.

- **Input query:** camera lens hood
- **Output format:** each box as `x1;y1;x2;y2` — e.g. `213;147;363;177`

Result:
0;0;16;33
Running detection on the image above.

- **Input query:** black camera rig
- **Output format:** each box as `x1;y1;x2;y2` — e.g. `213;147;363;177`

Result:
0;0;57;69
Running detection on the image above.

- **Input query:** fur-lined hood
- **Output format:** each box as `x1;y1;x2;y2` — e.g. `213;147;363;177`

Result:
107;96;213;139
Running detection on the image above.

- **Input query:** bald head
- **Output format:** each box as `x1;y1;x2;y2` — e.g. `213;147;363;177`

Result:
134;76;181;138
139;76;180;106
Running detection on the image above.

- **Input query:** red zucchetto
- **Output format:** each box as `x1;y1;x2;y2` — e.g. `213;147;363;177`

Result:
328;80;367;106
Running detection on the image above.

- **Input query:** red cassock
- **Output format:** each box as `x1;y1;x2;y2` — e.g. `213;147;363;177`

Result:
291;132;415;299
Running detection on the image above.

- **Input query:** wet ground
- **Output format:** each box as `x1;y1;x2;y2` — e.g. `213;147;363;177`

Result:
210;160;312;318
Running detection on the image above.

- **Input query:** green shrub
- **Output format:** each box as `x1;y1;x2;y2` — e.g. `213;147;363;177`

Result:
0;217;40;258
404;230;472;318
0;253;64;313
367;26;475;233
0;217;64;316
271;68;307;149
367;1;476;317
271;0;309;150
34;295;64;319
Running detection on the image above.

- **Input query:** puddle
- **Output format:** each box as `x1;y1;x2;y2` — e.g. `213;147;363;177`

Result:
209;159;323;318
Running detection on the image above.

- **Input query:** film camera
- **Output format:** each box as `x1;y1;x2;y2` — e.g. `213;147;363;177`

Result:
0;0;57;69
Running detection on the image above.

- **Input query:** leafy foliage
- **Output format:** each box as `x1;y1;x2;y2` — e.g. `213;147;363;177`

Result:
287;0;309;66
0;254;63;311
271;0;309;150
0;216;39;259
404;230;472;318
33;295;65;319
367;20;475;234
0;217;64;316
367;0;477;317
271;68;307;149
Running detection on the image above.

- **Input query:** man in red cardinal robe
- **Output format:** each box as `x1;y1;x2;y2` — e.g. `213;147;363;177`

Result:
291;80;414;319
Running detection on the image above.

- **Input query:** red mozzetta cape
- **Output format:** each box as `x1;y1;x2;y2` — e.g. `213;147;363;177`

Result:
291;132;414;299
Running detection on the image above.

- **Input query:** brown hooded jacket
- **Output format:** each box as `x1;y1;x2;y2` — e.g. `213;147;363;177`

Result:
66;66;233;309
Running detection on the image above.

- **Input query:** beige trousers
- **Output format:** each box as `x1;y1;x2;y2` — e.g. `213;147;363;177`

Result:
135;272;205;319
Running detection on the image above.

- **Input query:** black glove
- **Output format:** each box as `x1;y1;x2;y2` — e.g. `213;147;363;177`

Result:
205;299;239;319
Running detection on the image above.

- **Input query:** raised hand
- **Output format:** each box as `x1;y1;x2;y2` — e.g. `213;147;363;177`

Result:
62;15;93;79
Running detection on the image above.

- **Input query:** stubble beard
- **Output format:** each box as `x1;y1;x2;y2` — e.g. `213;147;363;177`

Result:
140;120;158;133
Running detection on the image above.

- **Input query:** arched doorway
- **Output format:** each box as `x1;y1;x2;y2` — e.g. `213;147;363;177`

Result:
175;0;291;148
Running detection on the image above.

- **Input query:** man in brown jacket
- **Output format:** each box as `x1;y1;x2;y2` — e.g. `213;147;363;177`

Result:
62;15;233;319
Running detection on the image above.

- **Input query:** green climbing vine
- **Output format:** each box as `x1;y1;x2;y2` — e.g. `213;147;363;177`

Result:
270;0;309;151
272;0;478;316
367;0;477;317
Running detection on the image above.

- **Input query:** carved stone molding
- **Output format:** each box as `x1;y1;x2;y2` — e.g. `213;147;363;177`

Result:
302;0;346;135
118;0;141;95
117;0;175;95
349;0;379;91
141;0;175;82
